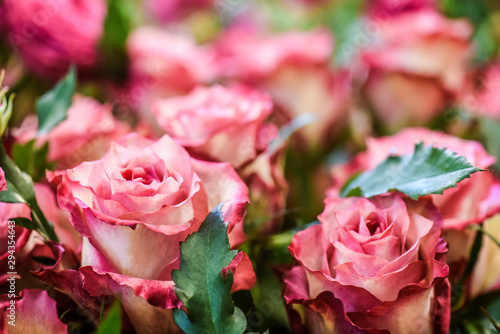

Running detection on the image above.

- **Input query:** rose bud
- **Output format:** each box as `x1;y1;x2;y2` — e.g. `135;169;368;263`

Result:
284;194;450;333
49;133;255;332
11;95;130;170
1;0;106;79
360;9;473;130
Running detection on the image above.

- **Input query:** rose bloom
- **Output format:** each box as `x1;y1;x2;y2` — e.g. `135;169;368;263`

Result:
49;133;255;332
284;194;450;333
11;95;129;169
215;27;349;148
360;9;473;130
1;0;106;79
153;85;289;236
329;127;500;285
0;289;67;333
125;27;217;114
153;85;273;168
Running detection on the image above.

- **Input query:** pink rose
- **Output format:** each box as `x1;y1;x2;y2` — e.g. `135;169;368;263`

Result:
284;194;450;333
215;27;349;147
50;133;254;332
360;9;472;129
153;85;289;236
125;27;217;113
329;128;500;280
1;0;106;79
0;289;67;333
153;85;273;168
144;0;213;22
12;95;130;169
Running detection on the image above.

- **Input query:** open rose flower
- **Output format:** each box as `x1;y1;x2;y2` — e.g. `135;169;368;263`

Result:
12;95;130;169
360;9;472;130
153;85;289;236
49;133;255;333
153;85;273;168
329;128;500;285
215;27;349;148
1;0;106;79
0;289;67;333
284;194;450;333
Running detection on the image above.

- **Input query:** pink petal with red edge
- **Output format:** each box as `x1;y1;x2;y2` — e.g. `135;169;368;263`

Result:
348;278;451;334
80;267;182;334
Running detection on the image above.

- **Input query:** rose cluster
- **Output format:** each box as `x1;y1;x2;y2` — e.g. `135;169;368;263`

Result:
1;0;500;333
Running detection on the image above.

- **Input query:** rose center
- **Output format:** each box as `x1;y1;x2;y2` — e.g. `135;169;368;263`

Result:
365;213;384;235
120;166;162;185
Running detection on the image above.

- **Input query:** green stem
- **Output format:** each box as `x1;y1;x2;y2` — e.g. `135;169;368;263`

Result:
0;141;58;242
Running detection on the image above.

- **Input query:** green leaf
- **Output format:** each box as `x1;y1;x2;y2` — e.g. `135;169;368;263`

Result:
172;205;247;334
96;300;122;334
36;66;76;135
0;142;58;241
341;143;484;199
11;217;37;230
12;140;54;181
0;189;25;203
